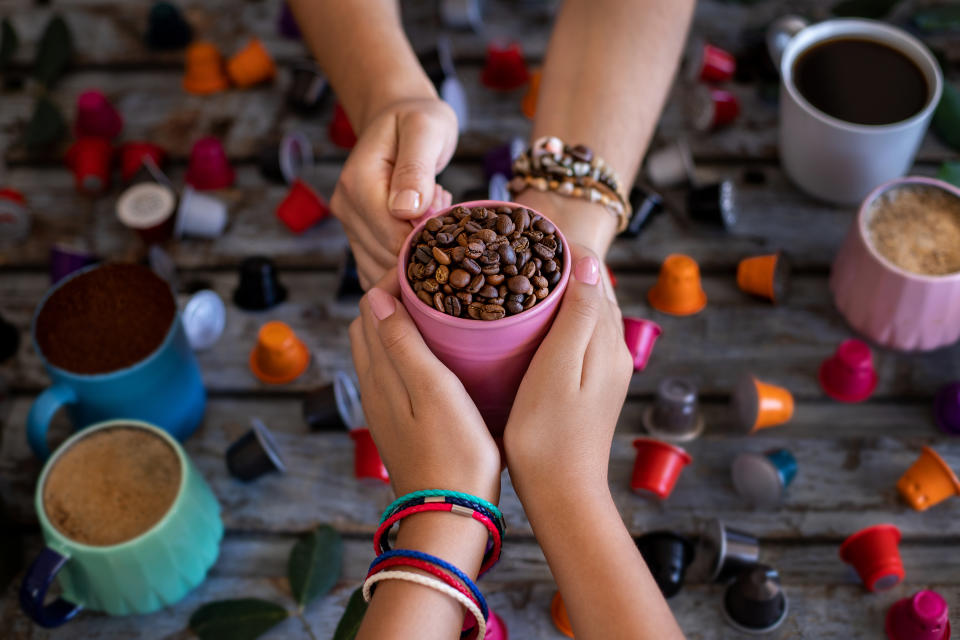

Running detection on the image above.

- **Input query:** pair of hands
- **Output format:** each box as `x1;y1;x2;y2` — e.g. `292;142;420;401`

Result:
349;247;634;507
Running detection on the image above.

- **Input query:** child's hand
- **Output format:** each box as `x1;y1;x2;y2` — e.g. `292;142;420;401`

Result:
350;276;501;503
504;245;633;498
331;99;457;289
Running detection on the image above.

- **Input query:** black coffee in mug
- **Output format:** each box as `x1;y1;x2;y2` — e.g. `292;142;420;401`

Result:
793;37;929;126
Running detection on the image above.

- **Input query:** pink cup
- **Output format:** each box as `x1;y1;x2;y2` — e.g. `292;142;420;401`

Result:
623;317;662;371
819;339;879;403
397;200;572;438
831;177;960;351
886;590;951;640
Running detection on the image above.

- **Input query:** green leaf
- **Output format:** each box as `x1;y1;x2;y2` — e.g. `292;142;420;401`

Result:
937;161;960;189
0;18;18;70
189;598;288;640
913;5;960;33
24;95;66;150
331;588;368;640
933;82;960;152
288;525;343;611
34;15;73;88
832;0;899;18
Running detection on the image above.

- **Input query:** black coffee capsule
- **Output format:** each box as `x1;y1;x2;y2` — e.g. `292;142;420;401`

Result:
619;185;664;238
145;1;193;50
723;564;789;634
688;180;736;230
0;313;19;364
258;132;314;185
226;418;286;482
233;256;288;311
635;531;695;598
336;249;364;301
688;517;760;584
303;370;363;431
287;59;328;114
257;142;286;184
642;377;704;442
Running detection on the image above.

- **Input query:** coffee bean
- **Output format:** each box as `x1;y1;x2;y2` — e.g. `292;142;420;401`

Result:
426;217;443;232
457;233;469;247
532;275;548;289
464;221;481;233
444;295;462;316
468;302;483;319
547;269;561;286
422;261;437;277
449;269;471;289
506;300;523;314
413;280;423;293
521;261;537;278
481;304;506;321
471;207;490;220
453;206;470;219
512;209;530;232
423;279;440;293
443;284;453;294
432;247;451;265
535;218;556;234
498;243;516;265
433;292;445;312
449;246;466;263
491;296;505;305
456;291;473;305
512;236;529;252
536;287;549;299
421;230;435;243
466;242;484;259
467;274;485;294
436;265;449;284
462;258;481;275
407;262;425;280
481;263;500;276
543;259;558;274
436;232;454;246
526;230;545;242
523;294;537;310
498;285;508;297
478;285;499;299
508;275;533;294
487;273;505;285
503;264;519;277
496;215;515;236
476;228;497;244
507;292;525;303
417;290;434;306
440;223;460;235
415;245;433;264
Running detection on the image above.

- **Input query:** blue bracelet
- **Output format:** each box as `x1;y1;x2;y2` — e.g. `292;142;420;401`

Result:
384;495;505;538
382;490;503;527
369;549;488;621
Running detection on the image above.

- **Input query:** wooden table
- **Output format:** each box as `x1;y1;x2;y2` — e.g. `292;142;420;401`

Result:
1;1;959;637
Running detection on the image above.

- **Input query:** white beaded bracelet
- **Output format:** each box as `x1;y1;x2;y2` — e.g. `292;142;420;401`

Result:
362;569;487;639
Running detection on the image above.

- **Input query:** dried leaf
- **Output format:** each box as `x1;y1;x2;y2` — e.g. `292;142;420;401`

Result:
331;588;368;640
34;15;72;88
287;525;342;611
188;598;288;640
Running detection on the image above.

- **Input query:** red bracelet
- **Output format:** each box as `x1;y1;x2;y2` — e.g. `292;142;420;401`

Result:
373;502;503;576
366;557;482;612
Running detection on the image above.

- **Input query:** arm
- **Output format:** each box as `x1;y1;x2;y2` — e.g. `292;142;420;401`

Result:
505;247;685;640
516;0;696;256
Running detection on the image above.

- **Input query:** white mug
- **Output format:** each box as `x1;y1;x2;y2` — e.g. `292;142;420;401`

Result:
767;17;942;205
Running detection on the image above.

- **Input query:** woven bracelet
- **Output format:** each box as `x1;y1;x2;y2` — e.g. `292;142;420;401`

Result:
384;495;505;538
366;557;486;621
370;549;488;617
382;490;503;526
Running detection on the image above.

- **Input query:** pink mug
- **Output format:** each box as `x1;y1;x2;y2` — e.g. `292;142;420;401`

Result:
397;200;572;438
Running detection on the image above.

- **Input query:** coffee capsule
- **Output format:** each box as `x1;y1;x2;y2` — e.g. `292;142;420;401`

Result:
337;249;364;301
685;39;737;83
731;449;798;508
226;38;275;88
0;312;19;364
886;590;951;640
484;137;525;181
183;41;229;95
303;370;363;432
439;0;483;31
818;339;878;403
630;438;692;500
722;564;789;634
328;102;357;149
488;173;510;203
277;2;301;39
642;377;705;442
550;591;574;638
182;290;226;351
934;382;960;435
645;140;695;189
287;59;328;113
49;241;97;284
731;374;794;433
689;518;761;583
481;41;530;91
185;137;234;191
116;182;177;244
737;252;790;303
65;137;112;195
686;85;740;131
226;418;286;482
119;141;166;184
234;256;287;311
635;531;695;598
897;446;960;512
619;185;664;238
522;68;540;119
623;317;662;372
0;188;31;247
688;180;736;230
175;186;228;239
839;523;905;592
648;254;708;316
145;1;193;50
276;179;329;234
74;90;123;139
249;321;310;385
484;609;508;640
350;427;389;484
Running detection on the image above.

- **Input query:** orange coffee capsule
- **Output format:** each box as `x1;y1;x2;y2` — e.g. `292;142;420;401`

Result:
648;254;707;316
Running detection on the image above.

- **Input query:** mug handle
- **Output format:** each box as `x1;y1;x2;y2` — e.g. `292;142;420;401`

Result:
27;384;77;460
19;547;83;627
766;15;809;70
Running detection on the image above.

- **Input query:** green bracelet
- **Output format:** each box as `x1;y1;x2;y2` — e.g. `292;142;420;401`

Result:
381;490;503;526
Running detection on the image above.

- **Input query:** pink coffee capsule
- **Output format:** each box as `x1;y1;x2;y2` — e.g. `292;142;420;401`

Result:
350;427;389;484
186;137;235;191
685;40;736;83
623;317;662;371
74;90;123;139
886;590;951;640
686;85;740;132
819;339;878;403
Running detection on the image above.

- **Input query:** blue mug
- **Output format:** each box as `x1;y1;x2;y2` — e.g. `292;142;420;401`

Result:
27;265;206;459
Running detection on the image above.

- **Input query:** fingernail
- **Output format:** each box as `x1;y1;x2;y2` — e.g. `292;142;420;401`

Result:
574;256;600;285
390;189;421;214
368;287;396;320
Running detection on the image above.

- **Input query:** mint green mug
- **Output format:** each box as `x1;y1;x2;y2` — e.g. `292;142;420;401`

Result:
19;420;223;627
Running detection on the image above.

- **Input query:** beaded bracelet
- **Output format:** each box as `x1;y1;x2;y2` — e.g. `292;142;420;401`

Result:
384;495;505;539
363;570;487;640
510;136;632;232
369;549;488;617
374;503;503;576
382;490;503;527
367;557;486;622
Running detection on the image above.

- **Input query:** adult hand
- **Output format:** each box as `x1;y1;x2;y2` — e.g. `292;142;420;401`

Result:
350;274;501;503
332;99;458;289
504;244;633;496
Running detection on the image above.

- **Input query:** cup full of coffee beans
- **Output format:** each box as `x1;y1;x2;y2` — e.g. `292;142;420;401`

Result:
397;200;571;437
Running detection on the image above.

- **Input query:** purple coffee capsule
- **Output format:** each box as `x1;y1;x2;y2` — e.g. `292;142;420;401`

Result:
49;241;97;284
277;2;301;39
226;418;286;482
642;377;705;442
484;137;526;182
934;382;960;435
723;564;789;634
303;370;363;431
688;517;760;584
688;180;737;230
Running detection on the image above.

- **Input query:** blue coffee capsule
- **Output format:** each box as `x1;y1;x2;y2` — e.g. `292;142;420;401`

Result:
731;448;797;508
226;418;286;482
145;1;193;51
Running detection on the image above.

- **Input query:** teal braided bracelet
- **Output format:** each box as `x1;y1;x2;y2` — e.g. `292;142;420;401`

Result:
381;490;503;526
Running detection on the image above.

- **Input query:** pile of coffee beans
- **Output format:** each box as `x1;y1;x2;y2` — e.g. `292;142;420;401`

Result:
406;205;564;320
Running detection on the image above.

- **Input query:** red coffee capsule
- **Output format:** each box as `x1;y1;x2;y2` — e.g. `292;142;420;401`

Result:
276;179;329;234
186;137;235;190
350;427;389;484
685;40;737;83
119;141;166;183
328;102;357;149
686;85;740;132
65;137;113;195
630;437;692;500
819;339;878;403
74;90;123;139
481;41;530;91
623;317;662;372
839;524;905;592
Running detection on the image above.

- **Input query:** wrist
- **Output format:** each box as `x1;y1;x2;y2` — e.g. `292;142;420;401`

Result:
356;75;437;133
513;189;617;258
395;511;490;579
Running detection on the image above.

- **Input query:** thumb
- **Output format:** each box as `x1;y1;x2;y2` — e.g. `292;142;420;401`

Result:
388;113;448;219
